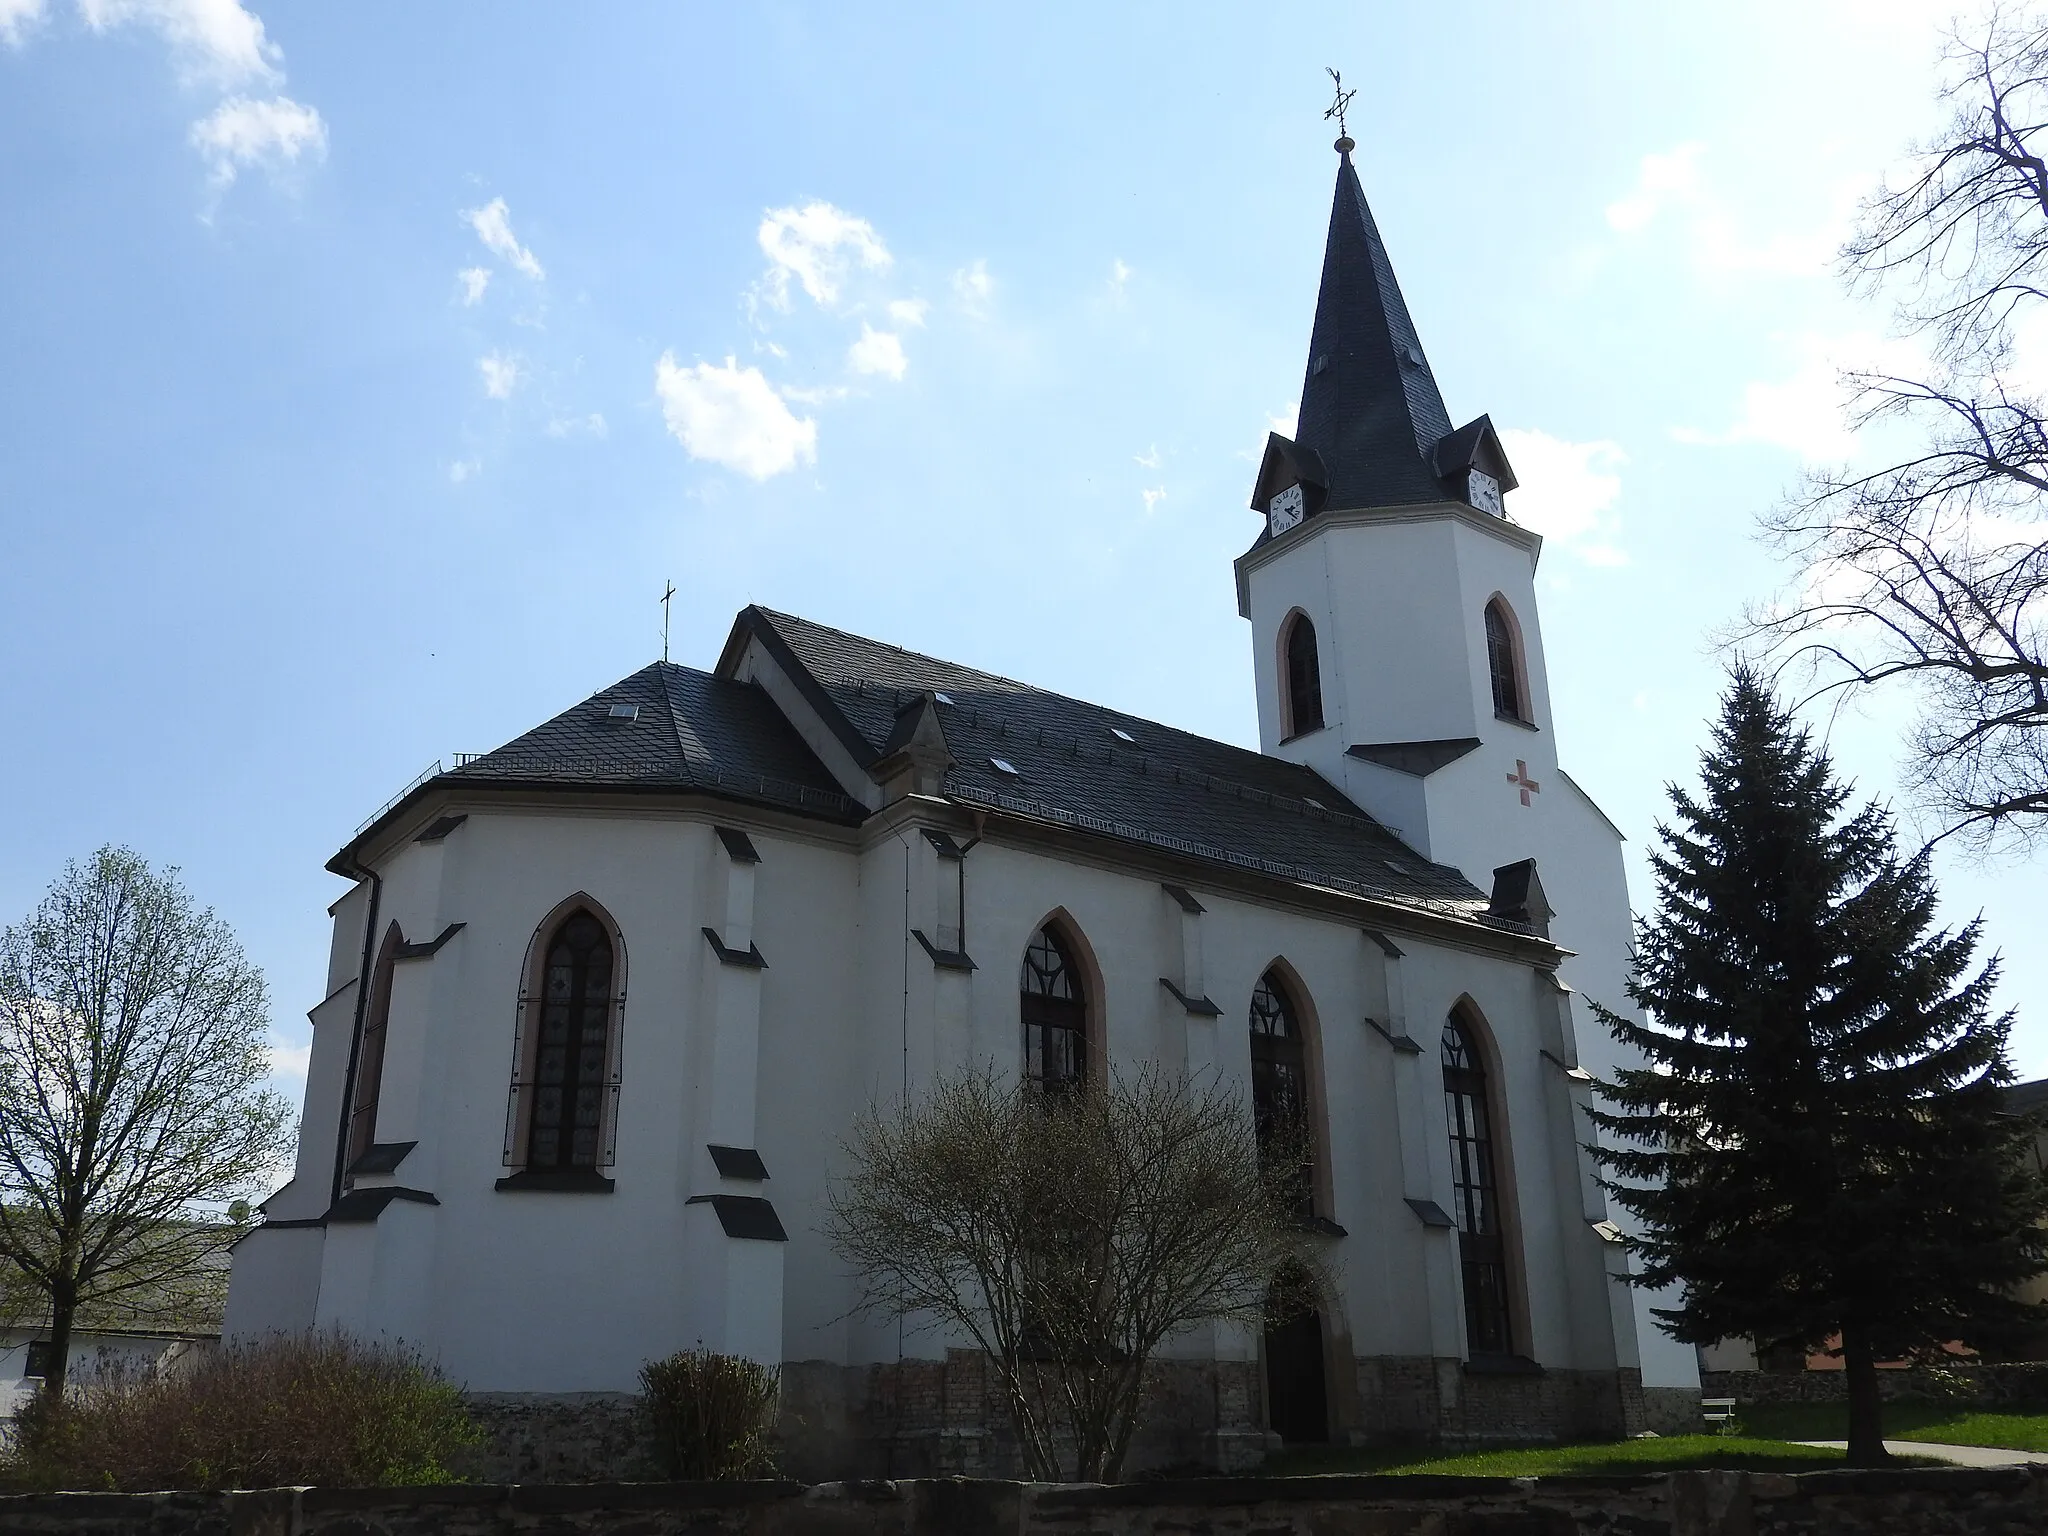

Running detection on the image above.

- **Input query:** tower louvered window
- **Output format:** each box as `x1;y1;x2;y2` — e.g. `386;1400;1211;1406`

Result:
1021;926;1087;1093
1486;601;1523;721
1285;616;1324;736
1443;1015;1512;1356
526;911;615;1169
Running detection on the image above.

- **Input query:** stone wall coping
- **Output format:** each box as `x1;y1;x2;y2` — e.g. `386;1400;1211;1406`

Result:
4;1466;2047;1535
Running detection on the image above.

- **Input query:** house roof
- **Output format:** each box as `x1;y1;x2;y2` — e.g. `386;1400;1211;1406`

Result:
434;662;862;823
344;607;1501;929
730;607;1490;919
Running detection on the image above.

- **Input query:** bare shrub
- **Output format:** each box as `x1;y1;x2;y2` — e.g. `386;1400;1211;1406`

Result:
825;1066;1320;1483
0;1331;479;1491
638;1349;778;1479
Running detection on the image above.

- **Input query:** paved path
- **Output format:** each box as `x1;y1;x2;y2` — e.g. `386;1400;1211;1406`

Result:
1795;1439;2048;1467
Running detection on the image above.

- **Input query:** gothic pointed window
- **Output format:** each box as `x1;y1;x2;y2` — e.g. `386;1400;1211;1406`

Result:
525;909;616;1170
1284;614;1324;737
344;926;401;1181
1021;925;1087;1093
1250;972;1313;1216
1486;600;1524;722
1443;1013;1513;1355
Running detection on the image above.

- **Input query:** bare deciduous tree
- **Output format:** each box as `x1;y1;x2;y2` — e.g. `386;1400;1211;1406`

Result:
0;847;296;1399
824;1067;1317;1483
1746;8;2048;850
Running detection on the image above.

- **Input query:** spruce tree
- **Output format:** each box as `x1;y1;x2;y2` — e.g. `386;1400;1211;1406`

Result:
1592;669;2048;1467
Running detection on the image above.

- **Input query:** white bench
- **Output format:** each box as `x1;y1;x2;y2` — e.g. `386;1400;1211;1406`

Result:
1701;1397;1737;1427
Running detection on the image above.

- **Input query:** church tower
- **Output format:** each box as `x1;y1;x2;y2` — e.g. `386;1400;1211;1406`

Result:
1235;131;1544;897
1238;133;1704;1413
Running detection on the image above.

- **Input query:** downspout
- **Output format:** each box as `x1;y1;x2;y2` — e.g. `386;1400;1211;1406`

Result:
329;857;383;1209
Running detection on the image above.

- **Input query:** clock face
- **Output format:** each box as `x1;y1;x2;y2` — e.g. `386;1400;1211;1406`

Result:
1268;483;1306;536
1467;469;1503;517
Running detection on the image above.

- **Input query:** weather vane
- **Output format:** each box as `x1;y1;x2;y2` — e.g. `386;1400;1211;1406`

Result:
660;579;676;663
1324;67;1356;143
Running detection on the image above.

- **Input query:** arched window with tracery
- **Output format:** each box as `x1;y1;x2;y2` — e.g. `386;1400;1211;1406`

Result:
1283;614;1324;737
343;925;401;1181
505;903;625;1181
1021;925;1087;1093
1485;599;1525;722
1442;1012;1513;1355
1250;971;1313;1216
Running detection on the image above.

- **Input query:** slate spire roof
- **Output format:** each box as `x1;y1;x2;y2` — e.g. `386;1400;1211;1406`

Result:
1295;142;1457;512
1251;141;1516;523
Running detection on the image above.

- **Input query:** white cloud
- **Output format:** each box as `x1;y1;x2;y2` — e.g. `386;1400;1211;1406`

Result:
755;201;890;310
478;352;521;399
78;0;281;89
655;353;816;480
448;457;480;483
1141;486;1166;514
1672;332;1920;462
887;298;928;328
266;1030;311;1085
1499;428;1628;561
457;267;491;306
953;259;993;308
1110;258;1132;294
847;324;907;381
1134;445;1162;469
1606;142;1704;233
463;196;545;281
1605;140;1843;278
188;94;324;188
1268;404;1299;439
545;413;607;439
0;0;48;46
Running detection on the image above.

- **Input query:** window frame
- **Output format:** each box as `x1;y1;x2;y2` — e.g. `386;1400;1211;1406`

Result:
504;896;628;1174
1441;1007;1518;1358
1020;922;1090;1095
1484;597;1529;724
1280;611;1326;739
343;924;403;1185
1250;970;1315;1217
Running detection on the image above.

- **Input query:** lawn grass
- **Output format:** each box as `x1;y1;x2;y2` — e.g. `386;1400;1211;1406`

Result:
1260;1434;1860;1478
1740;1401;2048;1453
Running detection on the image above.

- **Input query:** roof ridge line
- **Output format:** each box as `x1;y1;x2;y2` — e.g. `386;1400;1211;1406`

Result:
654;661;694;777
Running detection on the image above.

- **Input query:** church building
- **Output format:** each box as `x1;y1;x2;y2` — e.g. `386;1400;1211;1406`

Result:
226;135;1701;1474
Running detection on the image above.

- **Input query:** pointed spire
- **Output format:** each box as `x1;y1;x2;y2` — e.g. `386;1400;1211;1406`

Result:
1290;142;1456;512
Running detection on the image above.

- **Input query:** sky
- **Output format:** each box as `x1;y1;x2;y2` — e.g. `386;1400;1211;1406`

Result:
5;0;2045;1105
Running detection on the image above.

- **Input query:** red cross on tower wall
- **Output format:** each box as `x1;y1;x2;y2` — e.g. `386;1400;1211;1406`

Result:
1507;760;1541;807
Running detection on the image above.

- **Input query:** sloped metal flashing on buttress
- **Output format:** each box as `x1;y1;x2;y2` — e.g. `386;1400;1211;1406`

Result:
331;859;383;1208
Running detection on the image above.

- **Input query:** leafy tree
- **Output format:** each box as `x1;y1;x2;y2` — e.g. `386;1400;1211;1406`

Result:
825;1066;1316;1482
0;847;296;1400
1591;671;2048;1467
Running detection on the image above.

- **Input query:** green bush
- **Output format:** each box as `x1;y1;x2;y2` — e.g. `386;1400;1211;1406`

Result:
639;1349;778;1479
0;1331;480;1491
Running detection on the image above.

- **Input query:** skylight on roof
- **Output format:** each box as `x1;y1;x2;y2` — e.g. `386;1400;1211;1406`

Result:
1304;796;1325;810
990;757;1019;776
607;703;639;721
934;691;956;706
1111;727;1135;743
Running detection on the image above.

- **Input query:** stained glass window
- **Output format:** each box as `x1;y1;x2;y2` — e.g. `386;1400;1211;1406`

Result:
1251;972;1313;1216
527;911;615;1170
1021;925;1086;1092
1443;1014;1512;1355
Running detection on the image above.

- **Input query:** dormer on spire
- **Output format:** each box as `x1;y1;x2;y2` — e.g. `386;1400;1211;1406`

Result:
1250;142;1517;532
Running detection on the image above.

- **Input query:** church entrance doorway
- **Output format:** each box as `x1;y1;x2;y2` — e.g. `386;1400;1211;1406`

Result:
1263;1291;1329;1443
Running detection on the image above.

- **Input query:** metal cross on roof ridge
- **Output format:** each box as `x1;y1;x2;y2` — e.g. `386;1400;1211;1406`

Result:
1324;67;1356;140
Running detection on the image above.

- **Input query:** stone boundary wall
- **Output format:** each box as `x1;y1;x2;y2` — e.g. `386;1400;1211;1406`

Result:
4;1468;2047;1536
1703;1361;2048;1405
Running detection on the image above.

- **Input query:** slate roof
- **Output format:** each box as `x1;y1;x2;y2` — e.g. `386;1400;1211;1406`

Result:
736;607;1489;918
1292;145;1457;514
439;662;862;822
